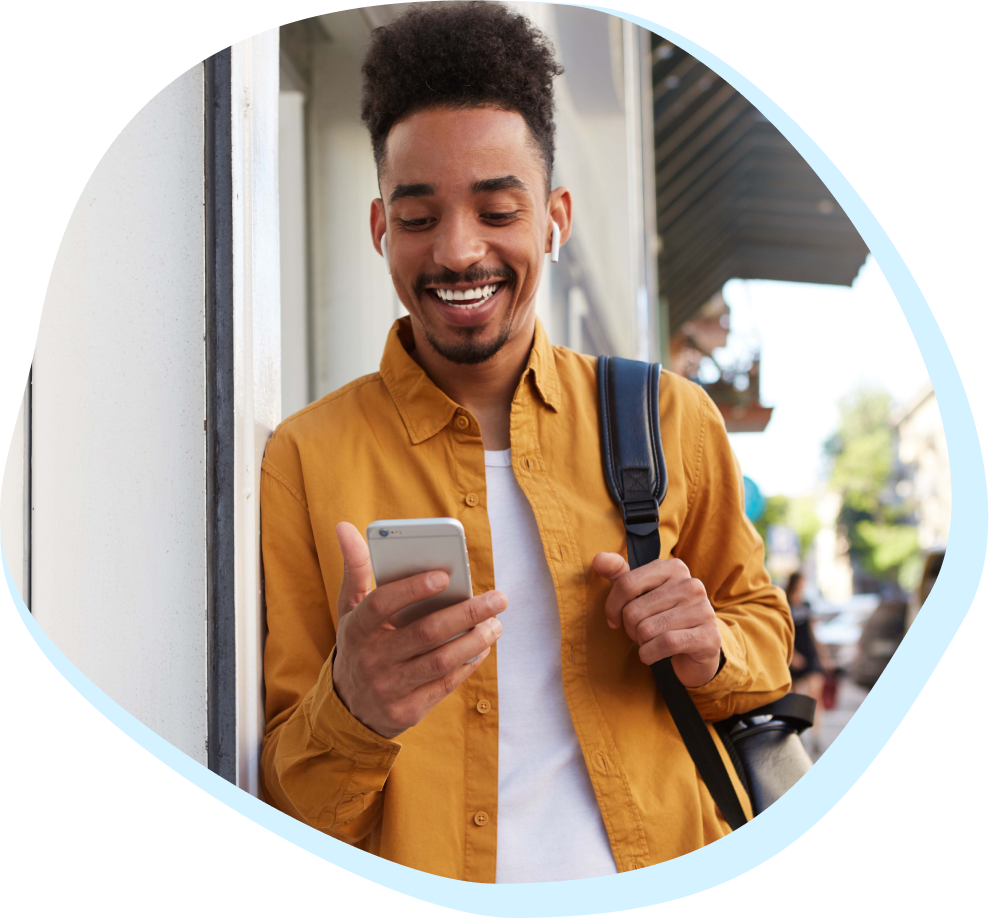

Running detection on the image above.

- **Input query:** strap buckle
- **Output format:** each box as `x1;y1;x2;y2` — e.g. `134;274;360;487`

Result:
621;498;659;537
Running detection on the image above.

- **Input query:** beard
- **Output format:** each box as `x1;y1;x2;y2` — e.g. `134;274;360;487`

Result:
420;314;513;365
414;264;518;365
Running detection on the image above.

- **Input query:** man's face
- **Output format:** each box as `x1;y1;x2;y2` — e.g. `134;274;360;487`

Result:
371;106;571;365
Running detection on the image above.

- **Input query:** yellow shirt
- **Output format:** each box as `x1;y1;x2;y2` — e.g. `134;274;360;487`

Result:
259;317;793;881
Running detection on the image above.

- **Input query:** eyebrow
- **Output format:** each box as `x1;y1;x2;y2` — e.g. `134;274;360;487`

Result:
388;182;436;204
470;175;530;195
387;175;531;204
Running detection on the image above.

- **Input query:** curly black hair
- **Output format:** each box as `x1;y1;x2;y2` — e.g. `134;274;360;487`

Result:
360;2;563;191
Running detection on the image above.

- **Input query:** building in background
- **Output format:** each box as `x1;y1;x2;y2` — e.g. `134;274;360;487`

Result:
650;34;868;431
889;382;951;554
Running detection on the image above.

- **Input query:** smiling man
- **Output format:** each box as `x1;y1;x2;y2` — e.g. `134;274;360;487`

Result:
259;2;793;883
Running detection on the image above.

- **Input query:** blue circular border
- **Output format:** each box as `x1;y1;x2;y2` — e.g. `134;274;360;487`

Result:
4;7;985;916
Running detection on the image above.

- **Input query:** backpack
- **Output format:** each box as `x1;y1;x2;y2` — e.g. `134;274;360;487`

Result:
598;355;815;826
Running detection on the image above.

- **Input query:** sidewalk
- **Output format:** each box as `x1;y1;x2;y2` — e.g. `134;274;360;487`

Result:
802;676;868;762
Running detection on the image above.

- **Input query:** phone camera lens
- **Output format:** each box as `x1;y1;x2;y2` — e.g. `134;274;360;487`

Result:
379;529;389;537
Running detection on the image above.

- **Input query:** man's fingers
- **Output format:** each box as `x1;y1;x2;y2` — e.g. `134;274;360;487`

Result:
638;626;710;666
592;552;629;628
393;590;507;658
336;522;376;616
408;644;494;714
601;557;691;626
360;567;451;627
620;577;709;643
401;615;502;690
630;602;706;646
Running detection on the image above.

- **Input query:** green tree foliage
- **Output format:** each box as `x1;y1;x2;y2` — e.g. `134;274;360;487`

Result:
754;494;789;546
754;494;821;562
825;387;919;583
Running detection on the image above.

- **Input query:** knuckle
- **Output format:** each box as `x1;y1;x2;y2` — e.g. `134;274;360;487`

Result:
467;598;485;626
636;615;658;644
616;571;637;600
688;578;707;598
441;671;458;695
671;558;690;578
386;702;410;729
365;591;385;618
429;649;450;679
414;616;440;647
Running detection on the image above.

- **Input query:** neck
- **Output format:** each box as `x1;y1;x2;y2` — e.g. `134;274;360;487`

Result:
410;315;536;450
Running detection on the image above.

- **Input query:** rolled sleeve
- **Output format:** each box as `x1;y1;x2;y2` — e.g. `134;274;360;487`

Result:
259;441;401;839
675;385;793;722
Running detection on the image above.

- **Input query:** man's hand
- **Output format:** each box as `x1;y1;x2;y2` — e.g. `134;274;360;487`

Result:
592;553;722;687
332;522;505;739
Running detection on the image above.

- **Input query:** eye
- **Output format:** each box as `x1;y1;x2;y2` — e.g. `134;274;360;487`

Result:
481;211;518;223
397;216;435;230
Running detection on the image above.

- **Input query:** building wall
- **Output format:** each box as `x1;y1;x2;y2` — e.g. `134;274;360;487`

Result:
1;382;29;605
306;10;405;401
895;385;951;551
30;64;209;765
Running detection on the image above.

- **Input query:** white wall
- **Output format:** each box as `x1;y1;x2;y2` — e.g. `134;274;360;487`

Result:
231;30;282;796
31;64;208;764
1;382;29;604
309;10;404;398
278;78;310;419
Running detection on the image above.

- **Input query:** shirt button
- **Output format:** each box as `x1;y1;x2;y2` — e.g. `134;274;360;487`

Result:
476;700;491;714
465;492;479;507
456;415;469;429
473;811;489;826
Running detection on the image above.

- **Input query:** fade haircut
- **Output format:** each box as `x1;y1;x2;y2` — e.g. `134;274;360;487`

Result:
360;2;564;192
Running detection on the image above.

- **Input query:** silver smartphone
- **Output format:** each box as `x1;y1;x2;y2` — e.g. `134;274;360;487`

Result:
366;518;474;629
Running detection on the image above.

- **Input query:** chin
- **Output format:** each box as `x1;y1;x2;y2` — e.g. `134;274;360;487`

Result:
423;316;513;366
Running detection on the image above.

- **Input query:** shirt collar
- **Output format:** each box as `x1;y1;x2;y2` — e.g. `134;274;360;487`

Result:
380;316;561;445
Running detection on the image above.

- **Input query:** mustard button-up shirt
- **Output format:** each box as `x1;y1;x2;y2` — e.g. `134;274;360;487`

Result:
259;317;793;882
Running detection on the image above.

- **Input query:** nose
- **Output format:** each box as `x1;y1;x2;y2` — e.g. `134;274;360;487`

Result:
431;210;486;274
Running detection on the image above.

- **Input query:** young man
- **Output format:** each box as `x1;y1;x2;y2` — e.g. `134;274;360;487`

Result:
260;3;792;883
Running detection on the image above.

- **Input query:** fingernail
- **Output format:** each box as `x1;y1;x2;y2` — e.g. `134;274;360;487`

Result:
487;617;503;638
427;571;446;590
489;592;508;612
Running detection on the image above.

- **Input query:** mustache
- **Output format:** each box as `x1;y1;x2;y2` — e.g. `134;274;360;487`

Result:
414;265;517;297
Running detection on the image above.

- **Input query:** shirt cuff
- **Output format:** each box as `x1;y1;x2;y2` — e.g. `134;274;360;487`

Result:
686;617;747;703
310;646;403;767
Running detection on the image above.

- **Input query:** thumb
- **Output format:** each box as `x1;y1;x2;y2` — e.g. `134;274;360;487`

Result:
336;522;375;616
593;551;630;630
592;551;629;583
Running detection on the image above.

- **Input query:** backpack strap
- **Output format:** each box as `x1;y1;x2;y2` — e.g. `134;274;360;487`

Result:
597;357;667;569
597;355;749;831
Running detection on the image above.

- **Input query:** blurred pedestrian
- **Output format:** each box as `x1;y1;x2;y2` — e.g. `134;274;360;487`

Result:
786;572;833;754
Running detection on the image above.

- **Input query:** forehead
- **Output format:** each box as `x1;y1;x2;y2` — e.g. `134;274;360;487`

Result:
381;106;544;194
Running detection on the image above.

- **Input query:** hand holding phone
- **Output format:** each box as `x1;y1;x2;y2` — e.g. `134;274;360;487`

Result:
330;521;505;739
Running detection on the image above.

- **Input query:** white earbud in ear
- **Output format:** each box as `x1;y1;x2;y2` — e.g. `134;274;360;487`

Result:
381;233;391;274
550;219;561;263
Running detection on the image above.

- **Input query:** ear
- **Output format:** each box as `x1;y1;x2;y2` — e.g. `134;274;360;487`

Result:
546;187;573;255
370;198;386;257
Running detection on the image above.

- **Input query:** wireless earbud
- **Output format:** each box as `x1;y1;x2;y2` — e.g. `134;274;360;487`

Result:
550;219;561;263
381;233;391;274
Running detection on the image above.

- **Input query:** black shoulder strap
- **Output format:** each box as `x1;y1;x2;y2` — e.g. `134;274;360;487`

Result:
598;355;749;831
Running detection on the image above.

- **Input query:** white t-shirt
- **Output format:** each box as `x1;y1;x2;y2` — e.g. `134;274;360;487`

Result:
484;448;618;883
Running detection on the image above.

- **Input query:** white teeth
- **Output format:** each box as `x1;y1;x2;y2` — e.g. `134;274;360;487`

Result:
432;283;501;308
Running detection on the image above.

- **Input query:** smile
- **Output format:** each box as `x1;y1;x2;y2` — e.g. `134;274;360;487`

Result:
429;283;502;310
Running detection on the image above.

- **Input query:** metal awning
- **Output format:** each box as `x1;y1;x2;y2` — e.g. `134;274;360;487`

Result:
651;36;870;333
